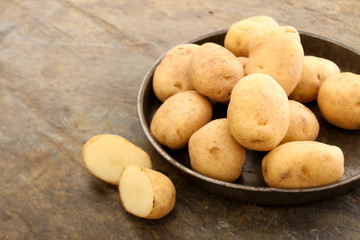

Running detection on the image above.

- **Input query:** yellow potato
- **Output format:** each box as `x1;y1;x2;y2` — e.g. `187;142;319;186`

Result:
280;100;320;144
119;165;176;219
262;141;344;188
82;134;152;185
224;16;279;57
318;72;360;130
153;44;199;102
188;118;246;182
289;56;341;103
245;26;304;95
190;42;244;103
150;90;212;149
227;73;290;151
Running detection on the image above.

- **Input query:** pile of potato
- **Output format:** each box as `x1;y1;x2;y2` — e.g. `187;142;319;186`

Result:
151;16;360;189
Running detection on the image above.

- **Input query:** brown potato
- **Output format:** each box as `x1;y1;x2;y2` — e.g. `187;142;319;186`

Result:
280;100;320;144
227;73;290;151
153;44;199;102
224;16;279;57
190;42;244;103
188;118;246;182
262;141;344;188
317;72;360;130
245;26;304;95
150;90;212;149
289;56;341;103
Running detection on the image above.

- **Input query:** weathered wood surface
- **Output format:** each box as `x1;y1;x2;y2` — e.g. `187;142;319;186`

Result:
0;0;359;239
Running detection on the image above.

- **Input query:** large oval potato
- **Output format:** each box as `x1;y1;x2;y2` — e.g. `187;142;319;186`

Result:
224;16;279;57
153;44;199;102
280;100;320;144
227;73;290;151
188;118;246;182
318;72;360;130
245;26;304;95
190;42;244;103
289;56;340;103
262;141;344;188
150;90;212;149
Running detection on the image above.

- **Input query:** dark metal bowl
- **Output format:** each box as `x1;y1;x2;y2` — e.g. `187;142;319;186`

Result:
137;29;360;205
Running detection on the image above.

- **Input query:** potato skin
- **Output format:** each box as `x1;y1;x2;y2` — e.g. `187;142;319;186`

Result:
262;141;344;189
245;26;304;95
190;42;244;103
224;16;279;57
227;73;290;151
153;44;199;102
317;72;360;130
280;100;319;144
150;91;212;149
188;118;246;182
289;56;340;103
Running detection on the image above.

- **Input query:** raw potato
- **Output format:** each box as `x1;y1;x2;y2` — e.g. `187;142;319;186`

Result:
317;72;360;130
224;16;279;57
237;57;248;71
262;141;344;188
280;100;320;144
119;165;176;219
188;118;246;182
150;90;212;149
227;73;290;151
289;56;341;103
245;25;304;95
153;44;199;102
82;134;152;185
190;42;244;103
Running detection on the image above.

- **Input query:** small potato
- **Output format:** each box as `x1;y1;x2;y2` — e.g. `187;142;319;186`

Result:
150;90;212;149
262;141;344;189
224;16;279;57
318;72;360;130
119;165;176;219
188;118;246;182
153;44;199;102
245;26;304;95
227;73;290;151
82;134;153;185
237;57;248;71
190;42;244;103
280;100;320;144
289;56;341;103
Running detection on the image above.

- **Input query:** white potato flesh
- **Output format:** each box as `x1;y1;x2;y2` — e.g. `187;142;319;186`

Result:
119;165;154;218
82;134;152;185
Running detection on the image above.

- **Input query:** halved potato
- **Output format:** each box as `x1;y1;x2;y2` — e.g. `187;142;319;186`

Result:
119;165;176;219
82;134;152;185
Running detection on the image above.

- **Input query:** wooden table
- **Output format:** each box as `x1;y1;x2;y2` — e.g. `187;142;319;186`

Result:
1;0;359;239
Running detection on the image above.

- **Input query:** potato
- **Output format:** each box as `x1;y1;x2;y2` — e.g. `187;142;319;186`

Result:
82;134;152;185
119;165;176;219
289;56;341;103
262;141;344;188
280;100;320;144
150;90;212;149
237;56;248;71
188;118;246;182
317;72;360;130
189;42;244;103
224;16;279;57
227;73;290;151
153;44;199;102
245;26;304;95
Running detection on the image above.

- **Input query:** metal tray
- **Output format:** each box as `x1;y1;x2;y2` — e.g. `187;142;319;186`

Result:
137;29;360;205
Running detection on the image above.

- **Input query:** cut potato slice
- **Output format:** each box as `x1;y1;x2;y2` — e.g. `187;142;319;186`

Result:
119;165;176;219
82;134;152;185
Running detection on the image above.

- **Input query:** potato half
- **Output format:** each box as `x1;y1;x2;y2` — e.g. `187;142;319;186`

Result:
82;134;152;185
119;165;176;219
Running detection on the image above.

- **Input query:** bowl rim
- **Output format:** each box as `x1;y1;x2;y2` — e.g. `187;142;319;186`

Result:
137;29;360;195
